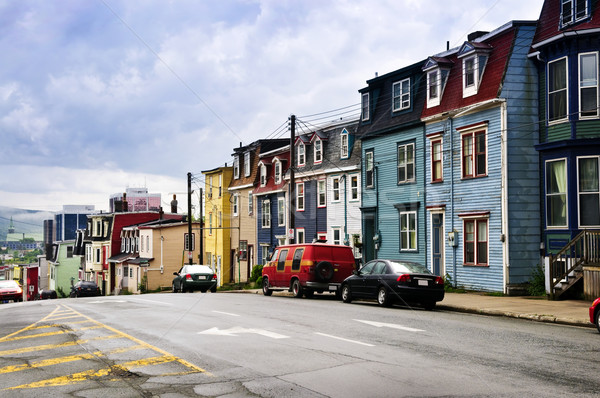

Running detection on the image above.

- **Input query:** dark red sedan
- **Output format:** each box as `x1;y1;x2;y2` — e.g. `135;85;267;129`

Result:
590;298;600;333
0;280;23;303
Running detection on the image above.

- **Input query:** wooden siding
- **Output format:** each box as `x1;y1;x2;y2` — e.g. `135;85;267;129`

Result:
326;172;362;254
577;120;600;139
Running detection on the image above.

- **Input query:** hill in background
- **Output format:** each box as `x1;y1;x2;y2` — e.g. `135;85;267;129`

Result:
0;206;54;242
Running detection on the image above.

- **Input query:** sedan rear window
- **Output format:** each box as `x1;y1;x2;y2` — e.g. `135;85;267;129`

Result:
185;265;213;274
388;261;431;274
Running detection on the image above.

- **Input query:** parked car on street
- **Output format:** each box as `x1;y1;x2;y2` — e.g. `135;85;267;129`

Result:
0;280;23;303
39;289;57;300
340;259;445;310
70;281;101;298
590;297;600;333
262;243;357;298
173;264;217;293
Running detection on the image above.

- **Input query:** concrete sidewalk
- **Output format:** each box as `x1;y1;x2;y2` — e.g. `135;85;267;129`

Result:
233;289;595;328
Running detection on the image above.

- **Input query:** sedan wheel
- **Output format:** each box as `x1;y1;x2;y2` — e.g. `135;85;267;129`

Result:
180;282;186;293
596;310;600;333
292;279;303;298
377;287;391;307
172;283;179;293
341;284;352;303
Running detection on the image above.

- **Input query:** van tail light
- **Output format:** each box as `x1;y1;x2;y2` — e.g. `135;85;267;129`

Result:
186;274;192;280
212;274;217;280
397;274;411;283
434;276;444;285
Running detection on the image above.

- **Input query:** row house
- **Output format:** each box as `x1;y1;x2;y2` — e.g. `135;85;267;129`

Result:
293;120;362;256
420;21;540;293
47;240;82;296
202;165;233;286
229;139;288;282
358;60;428;267
529;0;600;299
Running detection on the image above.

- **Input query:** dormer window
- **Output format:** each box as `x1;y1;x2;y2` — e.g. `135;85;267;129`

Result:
297;143;305;166
458;42;490;98
361;92;370;121
340;131;349;159
233;156;240;179
314;138;322;163
274;159;282;184
561;0;589;27
423;57;451;108
392;78;410;111
260;163;267;186
244;152;251;177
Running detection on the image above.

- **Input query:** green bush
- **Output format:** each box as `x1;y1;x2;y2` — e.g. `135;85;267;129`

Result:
528;264;546;296
250;264;264;283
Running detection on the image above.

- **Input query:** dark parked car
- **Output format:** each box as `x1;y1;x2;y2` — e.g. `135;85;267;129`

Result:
70;281;101;298
39;289;57;300
590;297;600;333
340;259;444;310
0;280;23;302
173;264;217;293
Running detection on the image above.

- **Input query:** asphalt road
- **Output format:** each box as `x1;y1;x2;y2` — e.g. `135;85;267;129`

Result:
1;292;599;397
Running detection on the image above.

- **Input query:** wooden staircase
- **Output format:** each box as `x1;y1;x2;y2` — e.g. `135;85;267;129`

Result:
550;230;600;300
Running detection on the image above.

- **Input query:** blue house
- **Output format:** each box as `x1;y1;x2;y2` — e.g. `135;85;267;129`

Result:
421;21;540;294
357;61;428;266
529;0;600;299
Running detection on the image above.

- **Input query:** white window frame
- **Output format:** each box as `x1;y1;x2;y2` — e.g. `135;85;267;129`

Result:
431;138;443;183
340;131;349;159
460;124;488;179
233;194;239;216
244;152;251;177
274;159;282;184
427;69;441;107
577;156;600;227
579;52;599;119
260;163;267;187
546;158;569;229
361;92;370;121
561;0;589;27
397;142;415;184
248;192;253;215
296;228;305;244
462;55;486;98
297;143;305;166
296;182;305;211
365;150;374;188
400;211;417;251
233;156;240;179
278;197;286;226
350;174;360;201
332;177;341;202
462;216;489;266
548;56;569;124
392;78;411;111
262;200;271;228
314;139;322;163
332;227;342;245
317;179;326;208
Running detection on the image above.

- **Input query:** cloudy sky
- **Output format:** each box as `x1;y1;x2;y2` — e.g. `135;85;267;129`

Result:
0;0;545;214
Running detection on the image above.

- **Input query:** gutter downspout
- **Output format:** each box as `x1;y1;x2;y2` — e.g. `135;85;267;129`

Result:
501;100;509;293
449;117;457;287
375;165;380;258
343;174;349;245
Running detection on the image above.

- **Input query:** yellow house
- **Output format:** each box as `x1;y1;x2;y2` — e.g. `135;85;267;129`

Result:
203;165;233;286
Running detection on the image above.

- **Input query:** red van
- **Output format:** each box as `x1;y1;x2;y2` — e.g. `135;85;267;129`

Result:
261;243;357;298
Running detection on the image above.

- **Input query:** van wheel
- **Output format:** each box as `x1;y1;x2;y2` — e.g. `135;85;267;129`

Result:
341;284;352;303
292;279;303;298
262;278;273;296
315;261;334;282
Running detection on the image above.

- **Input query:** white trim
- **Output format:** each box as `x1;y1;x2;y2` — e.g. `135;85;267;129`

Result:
545;158;569;229
547;56;569;125
578;51;599;119
531;28;600;50
577;155;600;228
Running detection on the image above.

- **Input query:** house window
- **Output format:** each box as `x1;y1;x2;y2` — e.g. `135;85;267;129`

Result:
332;228;341;245
548;57;568;122
95;248;101;263
297;143;305;166
332;177;341;202
262;200;271;228
244;152;251;177
580;52;598;118
350;175;359;200
218;175;222;197
546;159;568;227
464;218;488;266
341;132;349;158
361;92;370;121
317;232;327;241
461;130;486;178
260;163;267;186
219;211;222;228
248;192;253;214
239;240;248;260
184;233;195;251
233;194;238;216
561;0;589;27
397;143;415;183
67;246;73;258
296;183;304;212
278;197;286;226
261;246;270;265
578;156;600;226
431;139;443;182
400;211;417;251
318;180;326;207
296;229;305;244
209;213;213;234
274;159;282;184
365;150;374;188
233;156;240;179
314;139;322;163
393;78;411;111
428;70;439;103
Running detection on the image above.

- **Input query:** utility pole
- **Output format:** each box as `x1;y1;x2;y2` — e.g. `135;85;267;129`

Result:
199;187;204;264
289;114;296;243
187;172;193;265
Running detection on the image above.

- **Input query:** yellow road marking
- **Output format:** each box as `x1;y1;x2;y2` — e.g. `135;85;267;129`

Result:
0;334;122;356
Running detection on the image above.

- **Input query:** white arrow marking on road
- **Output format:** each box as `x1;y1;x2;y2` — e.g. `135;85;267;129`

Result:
212;310;240;317
354;319;425;332
198;327;289;339
315;332;375;347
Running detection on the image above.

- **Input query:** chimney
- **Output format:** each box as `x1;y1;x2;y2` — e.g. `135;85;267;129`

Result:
171;194;178;213
159;207;164;219
467;31;488;41
122;193;128;212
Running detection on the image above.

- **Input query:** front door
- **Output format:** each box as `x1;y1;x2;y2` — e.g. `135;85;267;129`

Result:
432;213;444;276
362;211;376;263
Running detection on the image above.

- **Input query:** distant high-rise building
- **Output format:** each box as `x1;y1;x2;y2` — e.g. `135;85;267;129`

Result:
55;205;96;242
109;188;161;213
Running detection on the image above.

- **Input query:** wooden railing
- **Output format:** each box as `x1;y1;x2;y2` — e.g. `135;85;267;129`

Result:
549;230;600;299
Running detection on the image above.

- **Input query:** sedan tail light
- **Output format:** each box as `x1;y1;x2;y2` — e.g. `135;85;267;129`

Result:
212;274;217;280
434;276;444;285
185;274;192;280
397;274;411;283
